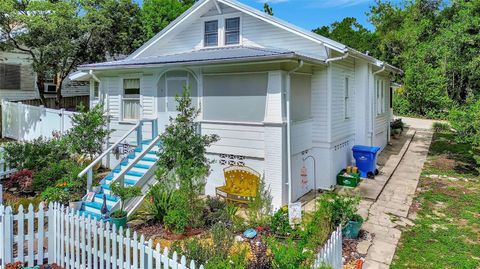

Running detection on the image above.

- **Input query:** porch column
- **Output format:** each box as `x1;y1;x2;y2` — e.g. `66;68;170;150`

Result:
263;71;287;210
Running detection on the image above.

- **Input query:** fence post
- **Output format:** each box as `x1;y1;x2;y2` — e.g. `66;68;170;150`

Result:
60;108;65;135
0;184;2;205
1;99;4;138
0;206;4;268
4;206;13;264
87;168;93;193
136;122;143;149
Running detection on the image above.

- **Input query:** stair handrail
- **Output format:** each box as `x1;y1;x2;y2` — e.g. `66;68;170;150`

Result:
114;135;162;188
79;118;158;192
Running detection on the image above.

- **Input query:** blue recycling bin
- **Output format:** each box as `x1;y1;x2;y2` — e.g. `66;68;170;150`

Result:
352;145;381;179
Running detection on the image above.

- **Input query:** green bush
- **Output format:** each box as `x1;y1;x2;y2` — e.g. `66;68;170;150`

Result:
432;122;451;133
318;192;362;227
448;99;480;144
143;184;174;223
270;206;294;236
33;159;83;192
163;190;190;234
4;137;69;171
268;237;313;269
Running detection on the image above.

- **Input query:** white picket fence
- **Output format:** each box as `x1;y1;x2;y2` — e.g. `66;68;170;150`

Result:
313;226;343;269
0;203;204;269
1;100;77;141
0;148;15;180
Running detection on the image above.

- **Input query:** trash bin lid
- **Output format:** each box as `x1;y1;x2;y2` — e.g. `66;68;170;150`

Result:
352;145;381;153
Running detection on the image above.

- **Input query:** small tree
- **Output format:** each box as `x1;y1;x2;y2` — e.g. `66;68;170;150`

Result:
110;182;142;218
66;103;111;160
155;88;219;199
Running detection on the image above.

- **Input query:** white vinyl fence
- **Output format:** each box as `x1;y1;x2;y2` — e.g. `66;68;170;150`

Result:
0;148;15;179
0;203;204;269
314;226;343;269
1;100;77;141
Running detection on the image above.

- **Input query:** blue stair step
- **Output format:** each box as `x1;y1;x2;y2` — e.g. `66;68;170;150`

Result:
95;194;119;202
84;201;112;210
135;148;158;155
128;155;157;163
126;170;144;177
134;163;150;170
101;179;136;190
79;210;102;221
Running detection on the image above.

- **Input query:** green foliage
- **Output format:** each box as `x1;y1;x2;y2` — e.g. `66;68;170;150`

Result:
66;103;111;159
140;0;194;40
142;184;174;223
448;98;480;145
110;182;142;218
263;3;273;16
270;206;293;237
318;193;362;227
4;137;68;171
246;175;273;227
432;122;451;133
33;159;83;192
313;17;379;57
155;88;219;199
0;0;143;104
41;175;86;205
267;237;313;269
163;189;190;234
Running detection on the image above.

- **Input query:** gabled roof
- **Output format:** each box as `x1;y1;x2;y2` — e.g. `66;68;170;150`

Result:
129;0;348;60
79;46;324;70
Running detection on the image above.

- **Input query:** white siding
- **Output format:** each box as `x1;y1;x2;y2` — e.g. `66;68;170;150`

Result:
202;122;265;158
242;15;327;59
330;59;355;141
374;75;391;149
141;75;156;118
134;5;328;60
105;77;122;121
311;67;328;143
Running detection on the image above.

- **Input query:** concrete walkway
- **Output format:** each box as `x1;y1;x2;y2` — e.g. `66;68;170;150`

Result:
359;122;434;268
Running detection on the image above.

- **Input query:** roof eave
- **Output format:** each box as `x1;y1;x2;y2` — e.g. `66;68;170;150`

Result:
347;48;403;74
78;53;311;71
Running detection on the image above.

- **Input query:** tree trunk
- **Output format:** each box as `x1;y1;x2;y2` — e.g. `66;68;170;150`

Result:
36;74;47;106
55;77;64;109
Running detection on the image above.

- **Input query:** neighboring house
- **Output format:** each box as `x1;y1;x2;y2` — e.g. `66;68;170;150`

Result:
0;50;89;101
71;0;401;209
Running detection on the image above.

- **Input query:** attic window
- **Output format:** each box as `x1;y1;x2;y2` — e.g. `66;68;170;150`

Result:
204;20;218;47
225;17;240;45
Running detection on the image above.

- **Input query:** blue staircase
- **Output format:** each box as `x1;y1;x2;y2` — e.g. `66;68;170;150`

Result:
79;139;161;220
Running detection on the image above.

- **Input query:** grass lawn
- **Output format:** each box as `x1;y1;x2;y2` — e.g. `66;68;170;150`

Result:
391;132;480;269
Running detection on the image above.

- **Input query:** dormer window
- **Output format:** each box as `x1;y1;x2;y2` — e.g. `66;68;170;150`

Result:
204;20;218;47
225;17;240;45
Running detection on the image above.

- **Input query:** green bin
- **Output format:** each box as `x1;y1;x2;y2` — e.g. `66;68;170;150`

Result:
336;170;360;187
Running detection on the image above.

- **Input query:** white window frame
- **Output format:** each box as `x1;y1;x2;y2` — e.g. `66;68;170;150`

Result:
204;20;219;47
121;76;142;122
344;76;350;119
224;17;240;46
202;13;242;48
92;80;100;100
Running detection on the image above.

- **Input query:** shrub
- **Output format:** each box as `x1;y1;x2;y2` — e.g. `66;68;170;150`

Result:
246;175;273;227
110;182;142;218
33;159;83;192
142;184;174;223
4;169;33;192
163;190;190;234
433;122;451;133
448;99;480;144
4;137;68;171
318;193;362;227
268;237;313;269
65;103;111;160
270;206;293;236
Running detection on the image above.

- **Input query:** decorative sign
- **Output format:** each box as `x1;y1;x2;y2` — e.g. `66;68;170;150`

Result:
85;192;96;202
300;165;308;190
288;202;302;225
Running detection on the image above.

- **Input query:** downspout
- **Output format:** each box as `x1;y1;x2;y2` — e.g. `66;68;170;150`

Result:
325;52;349;63
370;65;386;145
90;70;111;167
286;59;304;204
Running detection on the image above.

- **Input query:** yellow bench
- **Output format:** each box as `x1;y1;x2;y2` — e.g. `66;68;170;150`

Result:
215;166;260;204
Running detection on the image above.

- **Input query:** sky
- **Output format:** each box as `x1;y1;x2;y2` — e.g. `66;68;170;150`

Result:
240;0;381;31
134;0;401;31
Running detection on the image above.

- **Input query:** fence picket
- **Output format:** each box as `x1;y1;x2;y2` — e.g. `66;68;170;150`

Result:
112;224;117;269
4;206;13;264
75;213;80;269
118;226;124;269
27;204;34;266
0;206;4;268
18;205;25;262
163;247;169;269
139;235;145;269
86;216;92;269
172;251;178;269
155;244;161;269
38;203;45;264
147;239;153;269
105;222;111;269
99;222;105;269
125;229;131;269
132;231;138;269
60;205;65;268
93;219;99;269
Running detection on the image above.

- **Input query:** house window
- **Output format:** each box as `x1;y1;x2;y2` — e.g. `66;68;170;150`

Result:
44;72;58;93
344;77;350;119
381;80;385;114
0;64;21;90
93;81;100;99
376;80;381;115
204;20;218;47
225;17;240;45
123;78;140;120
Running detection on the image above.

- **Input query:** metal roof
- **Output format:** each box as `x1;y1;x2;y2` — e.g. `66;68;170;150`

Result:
79;46;312;69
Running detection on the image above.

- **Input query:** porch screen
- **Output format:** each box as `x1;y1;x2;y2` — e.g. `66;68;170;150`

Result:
203;73;267;122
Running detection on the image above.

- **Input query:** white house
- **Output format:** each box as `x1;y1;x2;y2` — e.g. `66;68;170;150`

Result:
0;50;89;101
71;0;400;209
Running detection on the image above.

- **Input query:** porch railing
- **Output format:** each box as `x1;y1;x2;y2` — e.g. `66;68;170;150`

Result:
78;118;159;192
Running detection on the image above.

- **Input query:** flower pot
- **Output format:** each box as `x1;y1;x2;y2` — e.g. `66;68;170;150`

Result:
69;201;83;211
342;220;362;239
110;215;128;229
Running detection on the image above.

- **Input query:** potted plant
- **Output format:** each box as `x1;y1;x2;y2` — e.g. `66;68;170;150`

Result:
342;213;364;239
68;192;84;211
109;182;142;228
